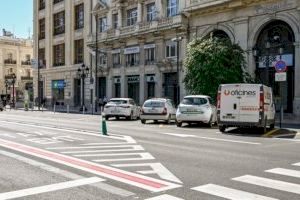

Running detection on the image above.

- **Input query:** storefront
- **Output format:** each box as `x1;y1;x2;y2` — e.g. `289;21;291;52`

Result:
97;77;106;98
52;80;65;105
114;76;121;98
163;73;177;104
146;74;156;99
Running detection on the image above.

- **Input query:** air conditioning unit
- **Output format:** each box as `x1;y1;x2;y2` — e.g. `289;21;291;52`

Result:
147;75;156;83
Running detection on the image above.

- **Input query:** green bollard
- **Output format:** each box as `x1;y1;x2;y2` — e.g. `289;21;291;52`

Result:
101;116;108;135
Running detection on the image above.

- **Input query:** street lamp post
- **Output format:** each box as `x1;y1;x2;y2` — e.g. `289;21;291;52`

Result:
171;36;183;105
11;73;16;108
77;64;89;112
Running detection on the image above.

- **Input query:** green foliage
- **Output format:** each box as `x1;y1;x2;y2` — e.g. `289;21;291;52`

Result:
184;37;253;101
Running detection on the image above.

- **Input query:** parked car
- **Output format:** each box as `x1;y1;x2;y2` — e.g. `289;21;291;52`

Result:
140;98;176;124
103;98;140;120
217;84;276;132
176;95;217;127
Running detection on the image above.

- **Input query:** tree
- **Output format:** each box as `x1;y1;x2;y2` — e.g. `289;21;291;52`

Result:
183;37;253;101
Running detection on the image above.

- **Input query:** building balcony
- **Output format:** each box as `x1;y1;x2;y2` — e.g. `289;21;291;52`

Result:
4;59;17;65
21;61;31;66
185;0;234;12
21;76;33;81
87;15;186;45
145;60;157;66
126;61;140;67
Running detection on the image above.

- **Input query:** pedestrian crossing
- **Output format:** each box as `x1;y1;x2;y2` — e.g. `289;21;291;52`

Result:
148;162;300;200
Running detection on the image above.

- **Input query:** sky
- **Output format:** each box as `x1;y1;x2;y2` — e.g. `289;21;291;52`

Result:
0;0;33;39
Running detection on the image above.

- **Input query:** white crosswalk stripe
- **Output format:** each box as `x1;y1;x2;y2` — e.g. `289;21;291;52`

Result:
145;194;184;200
266;168;300;178
232;175;300;195
191;184;278;200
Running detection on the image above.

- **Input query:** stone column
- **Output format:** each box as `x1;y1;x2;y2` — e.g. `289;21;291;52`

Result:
137;2;143;23
293;42;300;116
117;7;122;28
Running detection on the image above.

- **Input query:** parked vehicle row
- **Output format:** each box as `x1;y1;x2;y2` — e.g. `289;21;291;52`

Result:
103;84;276;132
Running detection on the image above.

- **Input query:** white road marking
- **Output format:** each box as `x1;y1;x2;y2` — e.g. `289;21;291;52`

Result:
61;145;144;154
91;152;155;162
0;177;103;200
0;139;181;192
145;194;184;200
0;150;135;197
232;175;300;194
47;145;142;150
112;163;182;184
82;142;136;146
266;168;300;178
162;133;196;138
293;162;300;166
191;184;277;200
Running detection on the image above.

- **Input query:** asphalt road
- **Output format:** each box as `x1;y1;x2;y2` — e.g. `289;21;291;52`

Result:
0;110;299;200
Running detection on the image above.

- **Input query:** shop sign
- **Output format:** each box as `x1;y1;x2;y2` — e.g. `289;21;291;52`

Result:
144;44;156;49
111;49;121;54
127;76;140;83
124;46;140;54
52;80;65;89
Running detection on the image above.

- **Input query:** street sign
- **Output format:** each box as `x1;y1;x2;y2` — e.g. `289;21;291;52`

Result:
275;72;287;82
274;60;287;73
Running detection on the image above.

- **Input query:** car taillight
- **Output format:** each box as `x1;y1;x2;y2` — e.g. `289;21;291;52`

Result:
260;90;264;111
217;89;221;109
162;107;167;115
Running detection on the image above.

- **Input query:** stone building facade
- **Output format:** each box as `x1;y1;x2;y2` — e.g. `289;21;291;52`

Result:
0;32;33;103
34;0;300;115
185;0;300;115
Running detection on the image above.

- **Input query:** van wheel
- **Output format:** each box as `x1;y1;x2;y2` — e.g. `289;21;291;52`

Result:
175;120;182;127
141;119;146;124
219;125;226;132
263;117;267;133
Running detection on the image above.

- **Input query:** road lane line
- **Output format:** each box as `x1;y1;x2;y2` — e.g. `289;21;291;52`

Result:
232;175;300;194
61;145;144;154
47;145;143;150
0;177;103;200
145;194;184;200
92;153;155;162
196;136;261;145
191;184;277;200
162;133;196;138
0;139;180;192
266;168;300;178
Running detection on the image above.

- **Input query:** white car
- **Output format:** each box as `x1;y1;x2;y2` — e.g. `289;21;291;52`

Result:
103;98;140;120
176;95;217;127
140;98;176;124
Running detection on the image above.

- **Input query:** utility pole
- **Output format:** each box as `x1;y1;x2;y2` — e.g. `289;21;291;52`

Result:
95;14;99;112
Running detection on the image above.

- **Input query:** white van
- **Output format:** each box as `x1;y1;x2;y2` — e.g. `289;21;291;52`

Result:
217;84;276;132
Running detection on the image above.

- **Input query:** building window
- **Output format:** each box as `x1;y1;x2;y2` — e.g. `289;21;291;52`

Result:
99;17;108;32
53;44;65;66
145;45;156;65
99;54;107;66
166;42;177;58
112;53;121;67
147;3;156;22
167;0;178;17
74;39;83;64
113;13;118;29
39;0;45;10
126;53;139;67
39;18;45;39
53;0;64;4
53;11;65;35
75;4;84;30
38;48;46;68
127;8;138;26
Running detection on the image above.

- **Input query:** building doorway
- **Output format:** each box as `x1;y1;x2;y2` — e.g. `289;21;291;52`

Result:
97;77;106;98
163;73;177;104
254;20;295;113
127;75;140;104
74;78;81;106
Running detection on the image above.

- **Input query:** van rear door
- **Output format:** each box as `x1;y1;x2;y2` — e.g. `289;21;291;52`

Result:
239;84;260;123
220;84;240;122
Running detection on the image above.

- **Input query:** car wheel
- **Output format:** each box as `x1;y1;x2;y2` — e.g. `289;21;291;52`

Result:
219;125;226;132
105;116;109;121
175;120;182;127
154;120;158;124
141;119;146;124
116;116;120;120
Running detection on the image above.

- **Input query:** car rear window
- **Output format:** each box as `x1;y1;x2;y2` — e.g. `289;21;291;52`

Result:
108;100;128;104
181;97;208;106
144;101;165;108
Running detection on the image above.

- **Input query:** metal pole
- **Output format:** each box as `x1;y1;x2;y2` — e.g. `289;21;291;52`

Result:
95;14;98;112
176;39;180;105
37;35;40;111
12;80;15;109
